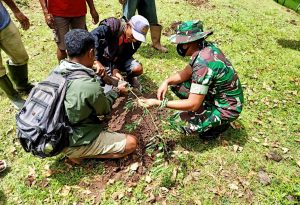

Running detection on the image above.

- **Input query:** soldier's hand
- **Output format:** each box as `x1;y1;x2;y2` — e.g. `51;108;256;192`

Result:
138;99;160;108
14;11;30;30
119;0;127;5
90;9;99;25
44;13;55;29
157;80;169;100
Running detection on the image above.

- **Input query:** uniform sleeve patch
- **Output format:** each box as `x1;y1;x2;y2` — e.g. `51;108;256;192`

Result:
190;83;208;95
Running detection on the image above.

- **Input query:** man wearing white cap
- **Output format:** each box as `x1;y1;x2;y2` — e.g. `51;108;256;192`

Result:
91;15;149;87
119;0;168;53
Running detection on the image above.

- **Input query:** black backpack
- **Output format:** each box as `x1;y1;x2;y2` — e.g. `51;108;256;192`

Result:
16;69;93;158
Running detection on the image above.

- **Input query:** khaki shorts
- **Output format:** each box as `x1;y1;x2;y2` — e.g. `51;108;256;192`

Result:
53;16;86;50
63;131;127;158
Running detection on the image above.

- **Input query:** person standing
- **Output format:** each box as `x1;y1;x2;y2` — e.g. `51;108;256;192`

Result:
38;0;99;61
140;21;244;139
0;0;33;109
119;0;168;53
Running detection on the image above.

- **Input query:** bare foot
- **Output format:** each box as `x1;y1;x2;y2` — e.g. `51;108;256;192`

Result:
152;44;168;53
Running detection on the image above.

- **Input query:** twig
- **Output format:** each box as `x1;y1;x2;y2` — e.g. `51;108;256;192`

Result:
128;88;168;154
128;88;161;135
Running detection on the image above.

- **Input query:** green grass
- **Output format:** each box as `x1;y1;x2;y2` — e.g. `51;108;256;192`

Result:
0;0;300;204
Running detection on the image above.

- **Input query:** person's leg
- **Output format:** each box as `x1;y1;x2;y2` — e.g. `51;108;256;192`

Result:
123;0;139;20
197;105;231;139
123;58;143;77
121;58;143;88
0;23;26;109
169;102;229;138
53;17;70;61
92;134;137;159
170;81;231;137
138;0;158;25
139;0;168;52
63;131;137;164
0;21;33;94
170;80;192;99
0;47;6;78
69;16;86;30
0;21;29;66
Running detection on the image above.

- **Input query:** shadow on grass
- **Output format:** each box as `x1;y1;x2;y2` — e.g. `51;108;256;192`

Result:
0;167;11;178
139;74;159;94
178;120;248;153
138;44;186;62
0;190;7;205
277;39;300;51
140;73;174;101
48;158;105;186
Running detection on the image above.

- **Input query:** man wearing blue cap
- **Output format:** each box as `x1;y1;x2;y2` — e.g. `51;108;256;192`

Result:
91;15;149;88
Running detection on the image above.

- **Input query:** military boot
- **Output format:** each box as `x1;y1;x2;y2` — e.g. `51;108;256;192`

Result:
150;25;168;53
199;123;230;140
6;61;34;94
0;74;25;110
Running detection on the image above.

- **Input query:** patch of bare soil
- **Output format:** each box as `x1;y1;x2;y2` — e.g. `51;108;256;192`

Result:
87;93;170;203
186;0;209;7
163;21;182;36
162;0;212;37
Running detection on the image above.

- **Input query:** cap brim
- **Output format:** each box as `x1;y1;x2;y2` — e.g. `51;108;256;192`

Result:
169;31;213;44
132;29;146;42
169;34;177;44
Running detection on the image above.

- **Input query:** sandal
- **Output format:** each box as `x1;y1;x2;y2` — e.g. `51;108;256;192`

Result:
0;160;7;172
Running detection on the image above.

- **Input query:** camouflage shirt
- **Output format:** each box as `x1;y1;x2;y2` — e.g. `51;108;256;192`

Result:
189;42;244;120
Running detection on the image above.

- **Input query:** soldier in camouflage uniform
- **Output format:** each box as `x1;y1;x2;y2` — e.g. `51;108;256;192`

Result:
139;20;244;138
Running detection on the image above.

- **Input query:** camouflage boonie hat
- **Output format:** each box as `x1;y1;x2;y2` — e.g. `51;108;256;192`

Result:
169;20;213;44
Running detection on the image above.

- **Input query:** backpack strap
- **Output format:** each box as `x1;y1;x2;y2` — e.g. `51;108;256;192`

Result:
65;69;95;81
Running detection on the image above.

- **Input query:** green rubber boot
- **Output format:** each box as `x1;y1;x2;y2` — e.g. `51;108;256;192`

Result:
0;75;25;110
6;61;34;94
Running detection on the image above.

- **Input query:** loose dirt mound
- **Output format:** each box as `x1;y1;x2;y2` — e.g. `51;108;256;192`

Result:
88;93;169;202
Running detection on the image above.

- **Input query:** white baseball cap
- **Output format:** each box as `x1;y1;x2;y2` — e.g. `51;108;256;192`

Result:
129;15;149;42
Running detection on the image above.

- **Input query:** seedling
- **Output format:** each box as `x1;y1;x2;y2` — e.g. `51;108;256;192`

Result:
125;118;142;132
124;97;137;112
127;88;169;157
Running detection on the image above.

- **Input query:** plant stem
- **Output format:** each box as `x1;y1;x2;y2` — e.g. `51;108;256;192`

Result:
128;88;167;151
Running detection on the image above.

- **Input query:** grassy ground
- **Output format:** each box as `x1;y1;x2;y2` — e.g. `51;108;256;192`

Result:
0;0;300;204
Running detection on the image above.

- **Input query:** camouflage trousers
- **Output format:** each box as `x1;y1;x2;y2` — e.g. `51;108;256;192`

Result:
169;81;233;135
